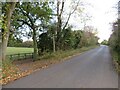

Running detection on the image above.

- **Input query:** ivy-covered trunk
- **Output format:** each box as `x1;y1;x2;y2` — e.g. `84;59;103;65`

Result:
1;2;16;61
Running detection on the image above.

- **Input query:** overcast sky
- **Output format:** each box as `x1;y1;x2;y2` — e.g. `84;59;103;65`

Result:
68;0;118;43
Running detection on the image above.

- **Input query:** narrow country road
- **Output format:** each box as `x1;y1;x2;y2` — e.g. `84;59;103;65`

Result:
3;45;118;88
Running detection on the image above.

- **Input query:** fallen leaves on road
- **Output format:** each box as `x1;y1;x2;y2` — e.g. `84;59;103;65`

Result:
1;59;60;85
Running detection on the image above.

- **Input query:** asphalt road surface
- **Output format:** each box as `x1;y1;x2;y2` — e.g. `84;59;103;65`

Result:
3;45;118;88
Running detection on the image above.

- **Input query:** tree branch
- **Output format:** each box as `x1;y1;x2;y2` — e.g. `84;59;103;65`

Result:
60;0;65;16
62;0;80;30
17;19;32;29
62;14;71;30
19;6;34;29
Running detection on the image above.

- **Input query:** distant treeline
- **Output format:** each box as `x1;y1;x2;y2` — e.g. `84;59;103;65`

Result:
37;27;99;55
8;36;33;48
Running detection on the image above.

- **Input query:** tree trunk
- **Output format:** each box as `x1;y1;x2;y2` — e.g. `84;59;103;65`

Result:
1;2;16;61
56;1;64;50
56;15;62;50
53;34;55;52
33;28;37;61
118;19;120;61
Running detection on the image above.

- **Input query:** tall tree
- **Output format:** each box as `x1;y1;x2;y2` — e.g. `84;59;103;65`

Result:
56;0;64;50
1;2;17;61
14;2;52;61
56;0;81;50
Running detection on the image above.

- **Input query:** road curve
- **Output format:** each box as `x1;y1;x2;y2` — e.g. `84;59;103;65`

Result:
3;45;118;88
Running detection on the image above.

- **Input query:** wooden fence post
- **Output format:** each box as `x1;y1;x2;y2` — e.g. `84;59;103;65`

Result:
25;53;27;59
18;54;20;60
10;55;12;60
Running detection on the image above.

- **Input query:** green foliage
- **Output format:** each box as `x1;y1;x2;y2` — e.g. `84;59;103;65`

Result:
12;2;53;61
37;25;99;54
8;34;33;47
22;41;33;48
38;45;98;61
101;40;108;45
72;30;83;48
60;27;74;50
8;35;23;47
13;2;53;31
79;31;99;47
108;19;120;73
37;33;53;54
109;21;120;63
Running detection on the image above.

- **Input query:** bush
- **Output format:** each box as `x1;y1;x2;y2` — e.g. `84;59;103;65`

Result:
21;41;33;48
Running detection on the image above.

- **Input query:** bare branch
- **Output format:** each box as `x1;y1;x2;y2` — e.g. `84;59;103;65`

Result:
59;0;65;16
17;19;32;29
62;0;80;30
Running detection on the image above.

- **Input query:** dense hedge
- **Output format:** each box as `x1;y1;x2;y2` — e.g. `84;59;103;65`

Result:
109;20;120;62
37;27;99;54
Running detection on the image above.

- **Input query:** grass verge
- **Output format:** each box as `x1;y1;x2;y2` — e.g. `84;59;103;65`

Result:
38;46;98;61
110;48;119;73
7;47;33;55
1;60;33;85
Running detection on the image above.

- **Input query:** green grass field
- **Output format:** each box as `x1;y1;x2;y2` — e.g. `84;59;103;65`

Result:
7;47;34;55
